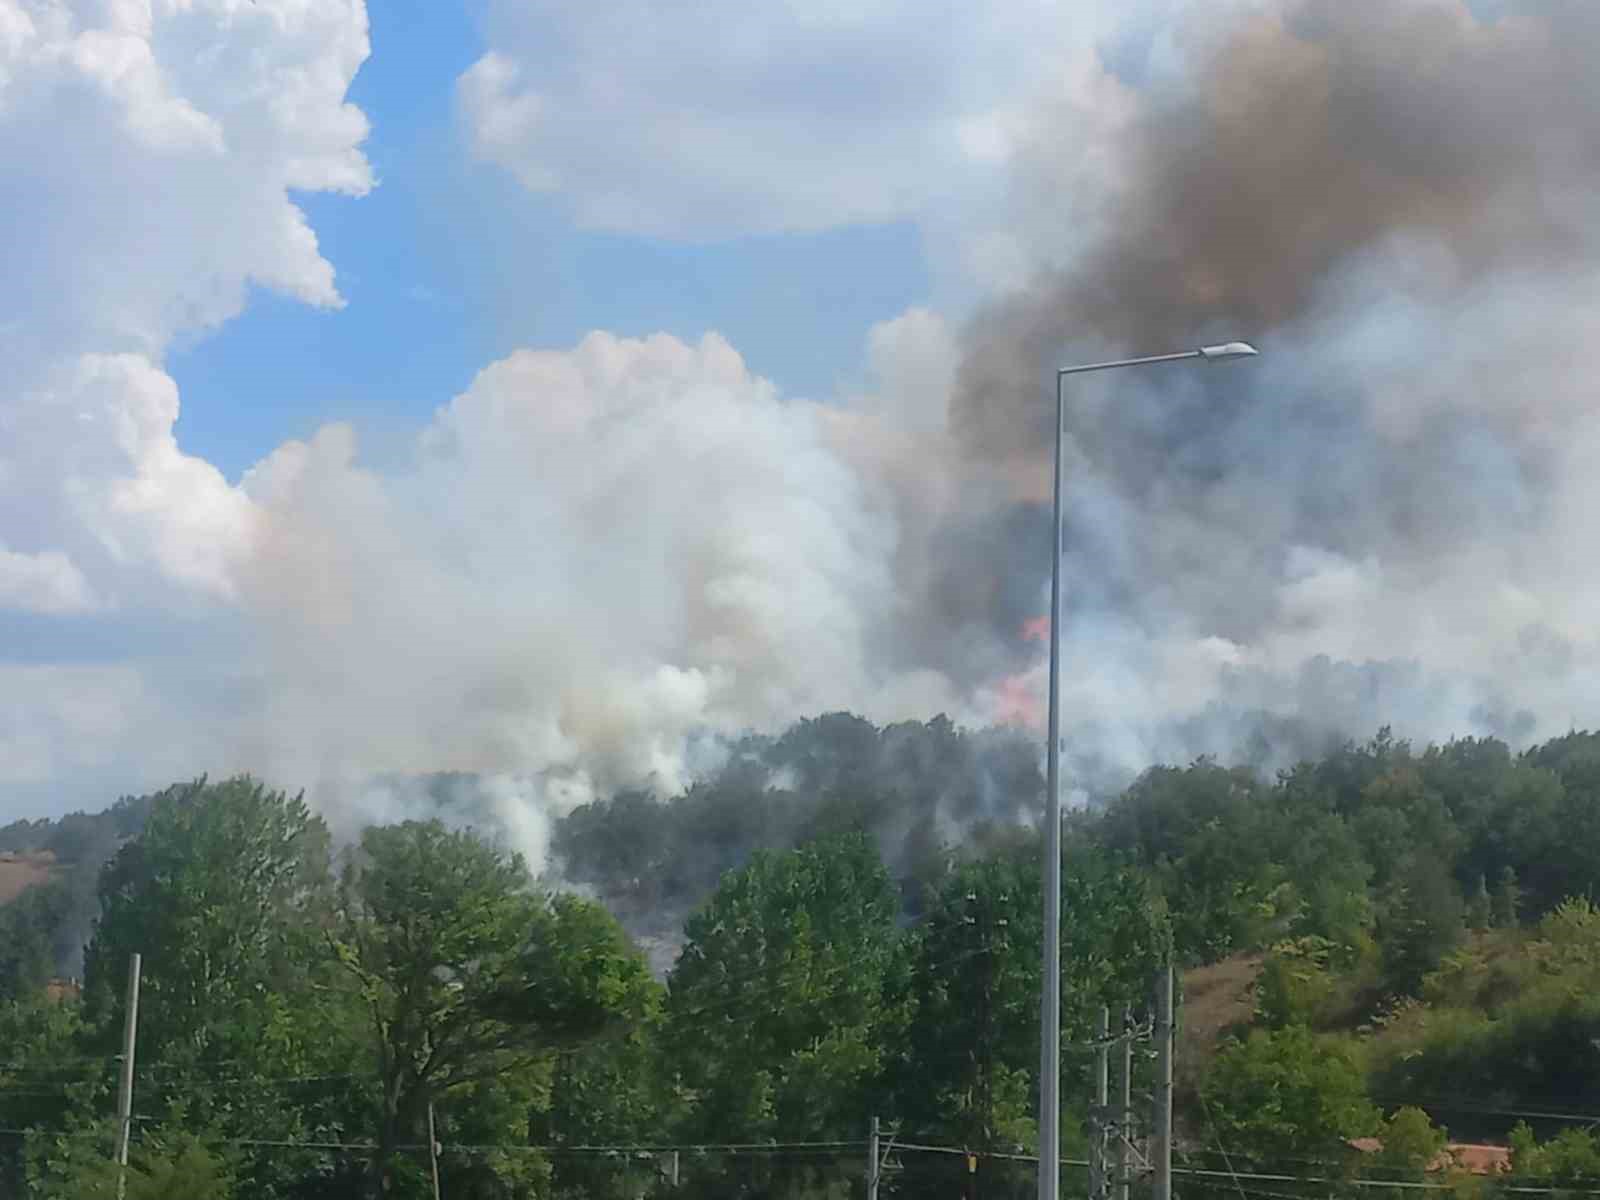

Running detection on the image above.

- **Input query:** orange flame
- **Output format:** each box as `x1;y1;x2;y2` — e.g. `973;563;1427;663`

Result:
992;673;1044;730
1021;615;1049;642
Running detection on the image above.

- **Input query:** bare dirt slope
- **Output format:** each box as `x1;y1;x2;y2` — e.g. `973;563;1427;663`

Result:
1177;953;1262;1096
0;850;57;905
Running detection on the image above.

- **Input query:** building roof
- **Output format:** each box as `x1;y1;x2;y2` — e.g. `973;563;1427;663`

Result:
1348;1138;1512;1175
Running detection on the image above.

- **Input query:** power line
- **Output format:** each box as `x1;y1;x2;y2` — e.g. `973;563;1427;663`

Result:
898;1142;1600;1197
1196;1082;1250;1200
1371;1096;1600;1124
207;1136;866;1153
15;1119;1600;1199
1168;1163;1600;1195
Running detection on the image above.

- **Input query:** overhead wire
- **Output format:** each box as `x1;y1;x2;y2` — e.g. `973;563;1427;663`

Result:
1194;1084;1251;1200
1369;1095;1600;1124
12;1118;1600;1197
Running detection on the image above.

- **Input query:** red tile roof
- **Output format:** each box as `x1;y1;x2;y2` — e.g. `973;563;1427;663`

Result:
1348;1138;1511;1175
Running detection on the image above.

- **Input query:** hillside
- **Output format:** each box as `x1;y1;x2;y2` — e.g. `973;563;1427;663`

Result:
0;715;1048;980
3;724;1600;1198
3;723;1600;1200
0;850;56;906
1176;953;1262;1099
0;791;155;984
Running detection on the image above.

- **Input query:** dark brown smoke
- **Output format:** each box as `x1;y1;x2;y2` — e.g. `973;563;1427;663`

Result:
915;0;1600;767
954;0;1600;460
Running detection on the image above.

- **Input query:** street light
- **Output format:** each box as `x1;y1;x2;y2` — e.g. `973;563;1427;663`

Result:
1038;340;1258;1200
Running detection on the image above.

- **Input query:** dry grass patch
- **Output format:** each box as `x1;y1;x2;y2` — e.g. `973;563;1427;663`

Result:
0;850;57;905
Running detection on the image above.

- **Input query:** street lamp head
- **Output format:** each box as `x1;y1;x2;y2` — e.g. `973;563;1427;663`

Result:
1197;341;1259;361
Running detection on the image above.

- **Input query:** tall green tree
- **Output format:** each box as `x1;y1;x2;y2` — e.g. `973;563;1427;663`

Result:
82;776;333;1061
76;776;356;1198
1202;1026;1377;1165
1377;852;1465;995
532;995;673;1200
1375;1106;1447;1178
895;841;1171;1170
1509;1122;1600;1192
0;880;71;1004
332;820;653;1197
26;1120;235;1200
664;833;905;1155
1097;761;1275;961
0;997;101;1195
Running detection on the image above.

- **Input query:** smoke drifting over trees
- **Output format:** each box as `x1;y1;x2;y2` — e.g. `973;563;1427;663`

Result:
228;0;1600;849
6;1;1598;847
924;0;1600;780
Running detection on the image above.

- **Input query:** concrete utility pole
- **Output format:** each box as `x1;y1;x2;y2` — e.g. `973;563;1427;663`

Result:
867;1115;881;1200
1116;1007;1133;1200
1153;967;1174;1200
1091;1006;1110;1200
427;1102;443;1200
114;952;142;1200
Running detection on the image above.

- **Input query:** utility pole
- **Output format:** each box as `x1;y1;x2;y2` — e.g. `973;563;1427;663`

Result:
965;888;1008;1200
114;952;141;1200
975;892;992;1200
867;1115;880;1200
1116;1007;1132;1200
1091;1006;1109;1200
427;1102;442;1200
1152;967;1174;1200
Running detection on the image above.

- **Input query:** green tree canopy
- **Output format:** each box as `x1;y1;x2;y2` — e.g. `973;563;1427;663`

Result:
26;1122;235;1200
664;832;905;1149
82;776;333;1062
333;819;654;1195
895;842;1171;1160
1202;1025;1377;1164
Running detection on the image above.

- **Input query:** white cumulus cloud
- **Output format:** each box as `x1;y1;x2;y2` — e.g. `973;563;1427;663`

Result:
456;0;1139;243
0;0;370;809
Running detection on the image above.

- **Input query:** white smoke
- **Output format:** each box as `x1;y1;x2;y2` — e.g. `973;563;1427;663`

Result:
7;0;1600;872
226;330;975;865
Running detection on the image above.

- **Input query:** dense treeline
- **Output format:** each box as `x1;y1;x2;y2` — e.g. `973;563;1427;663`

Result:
2;720;1600;1198
1095;727;1600;976
555;713;1047;946
0;776;1163;1198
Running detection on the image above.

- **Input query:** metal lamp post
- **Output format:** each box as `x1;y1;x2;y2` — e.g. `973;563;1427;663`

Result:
1038;341;1258;1200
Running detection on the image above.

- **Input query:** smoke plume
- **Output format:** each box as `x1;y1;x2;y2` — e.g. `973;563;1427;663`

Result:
222;0;1600;859
14;0;1599;874
920;0;1600;785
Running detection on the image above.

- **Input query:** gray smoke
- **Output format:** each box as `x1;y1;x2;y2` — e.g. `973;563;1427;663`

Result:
288;0;1600;849
905;0;1600;774
39;0;1596;866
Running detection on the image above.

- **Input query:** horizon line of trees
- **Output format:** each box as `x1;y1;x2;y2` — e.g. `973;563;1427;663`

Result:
2;719;1600;1197
2;776;1172;1198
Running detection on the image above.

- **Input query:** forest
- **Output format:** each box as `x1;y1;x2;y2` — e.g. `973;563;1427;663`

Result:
3;715;1600;1199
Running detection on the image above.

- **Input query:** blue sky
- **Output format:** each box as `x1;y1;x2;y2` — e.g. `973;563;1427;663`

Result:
169;0;931;481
